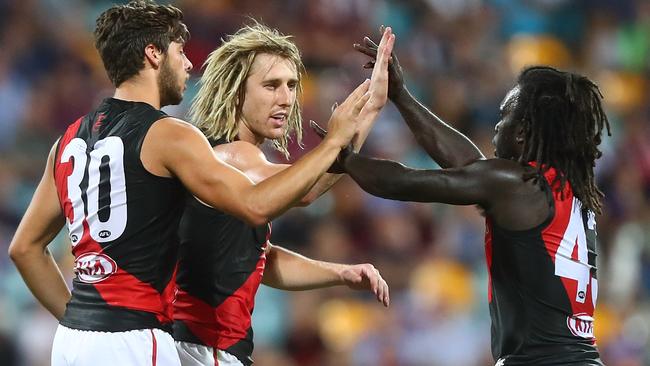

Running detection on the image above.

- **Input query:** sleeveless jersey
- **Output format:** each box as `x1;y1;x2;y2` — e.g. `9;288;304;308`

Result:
173;138;270;366
54;98;184;332
485;165;603;365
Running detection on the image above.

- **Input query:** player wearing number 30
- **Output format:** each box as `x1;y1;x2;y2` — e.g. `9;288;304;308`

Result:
342;35;609;366
8;2;371;366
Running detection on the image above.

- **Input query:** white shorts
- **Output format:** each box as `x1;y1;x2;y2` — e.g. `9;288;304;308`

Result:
175;341;244;366
51;324;181;366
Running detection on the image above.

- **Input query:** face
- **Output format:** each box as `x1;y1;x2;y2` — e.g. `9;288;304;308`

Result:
492;85;523;160
239;53;298;144
158;41;193;107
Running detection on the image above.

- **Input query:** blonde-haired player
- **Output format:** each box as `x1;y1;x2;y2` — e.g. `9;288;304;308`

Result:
172;23;395;366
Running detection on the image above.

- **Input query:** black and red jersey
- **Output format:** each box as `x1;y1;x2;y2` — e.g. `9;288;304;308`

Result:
172;143;270;366
485;165;603;365
54;98;184;333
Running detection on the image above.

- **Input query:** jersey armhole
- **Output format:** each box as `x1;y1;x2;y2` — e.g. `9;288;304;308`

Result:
490;176;556;236
135;114;179;181
52;136;62;177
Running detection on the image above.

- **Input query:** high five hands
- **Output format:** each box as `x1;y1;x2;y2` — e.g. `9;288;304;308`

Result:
310;26;397;173
354;25;405;100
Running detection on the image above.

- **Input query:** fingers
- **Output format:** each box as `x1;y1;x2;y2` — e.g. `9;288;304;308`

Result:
362;265;389;308
379;275;390;307
352;91;371;117
340;79;370;110
352;79;371;98
354;43;378;58
309;120;327;138
364;36;379;49
375;27;395;68
364;266;379;297
363;61;375;69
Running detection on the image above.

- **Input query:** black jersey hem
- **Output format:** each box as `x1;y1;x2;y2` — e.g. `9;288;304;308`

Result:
61;306;172;333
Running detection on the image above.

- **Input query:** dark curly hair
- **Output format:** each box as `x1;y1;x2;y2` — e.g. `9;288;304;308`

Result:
94;0;190;87
514;66;611;214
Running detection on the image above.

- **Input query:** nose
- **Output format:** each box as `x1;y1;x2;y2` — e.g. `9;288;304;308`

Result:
277;84;293;107
185;55;193;72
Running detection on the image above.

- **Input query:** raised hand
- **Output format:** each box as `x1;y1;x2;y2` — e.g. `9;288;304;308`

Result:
323;79;371;149
340;263;390;307
361;26;395;112
354;26;405;100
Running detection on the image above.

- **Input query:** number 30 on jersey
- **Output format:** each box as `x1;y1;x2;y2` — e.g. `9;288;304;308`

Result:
61;137;127;245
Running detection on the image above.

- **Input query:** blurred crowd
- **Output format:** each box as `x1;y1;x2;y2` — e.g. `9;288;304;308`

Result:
1;0;650;365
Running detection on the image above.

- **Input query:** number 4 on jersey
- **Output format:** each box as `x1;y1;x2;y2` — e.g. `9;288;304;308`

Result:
61;137;127;245
554;198;597;308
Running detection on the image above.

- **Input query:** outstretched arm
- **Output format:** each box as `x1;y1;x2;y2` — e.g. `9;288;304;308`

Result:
341;152;498;206
262;243;389;307
9;142;70;320
355;34;484;168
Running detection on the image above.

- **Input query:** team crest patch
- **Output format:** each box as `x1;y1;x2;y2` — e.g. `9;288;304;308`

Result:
74;252;117;283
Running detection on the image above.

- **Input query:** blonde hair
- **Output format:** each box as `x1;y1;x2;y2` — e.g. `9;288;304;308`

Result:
190;22;305;158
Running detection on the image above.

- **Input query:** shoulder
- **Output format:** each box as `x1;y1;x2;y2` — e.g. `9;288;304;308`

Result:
151;116;198;131
147;117;206;143
213;140;268;171
463;158;528;181
214;140;265;157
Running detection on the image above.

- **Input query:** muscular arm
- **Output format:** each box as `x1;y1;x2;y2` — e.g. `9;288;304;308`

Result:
9;142;70;320
262;243;389;307
342;153;505;207
152;120;341;225
342;153;552;230
145;80;370;225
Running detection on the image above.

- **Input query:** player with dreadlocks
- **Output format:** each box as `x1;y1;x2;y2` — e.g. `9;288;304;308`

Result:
325;36;610;365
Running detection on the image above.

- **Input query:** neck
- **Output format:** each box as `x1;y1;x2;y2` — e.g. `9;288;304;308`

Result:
113;74;161;109
237;119;265;146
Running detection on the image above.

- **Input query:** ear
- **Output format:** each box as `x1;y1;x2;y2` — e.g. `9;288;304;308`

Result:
144;44;163;69
515;124;525;144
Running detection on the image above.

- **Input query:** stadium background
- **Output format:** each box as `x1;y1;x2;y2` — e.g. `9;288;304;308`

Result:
1;0;649;365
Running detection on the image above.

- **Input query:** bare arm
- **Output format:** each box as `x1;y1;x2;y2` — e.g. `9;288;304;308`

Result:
262;243;389;307
9;142;70;320
355;35;484;168
343;152;554;231
342;152;510;207
146;80;370;226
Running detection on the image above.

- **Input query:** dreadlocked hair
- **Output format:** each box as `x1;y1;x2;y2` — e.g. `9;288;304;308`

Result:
514;65;611;214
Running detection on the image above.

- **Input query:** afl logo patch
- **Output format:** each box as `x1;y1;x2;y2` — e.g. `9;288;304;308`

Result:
98;230;111;239
567;313;594;339
74;252;117;283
